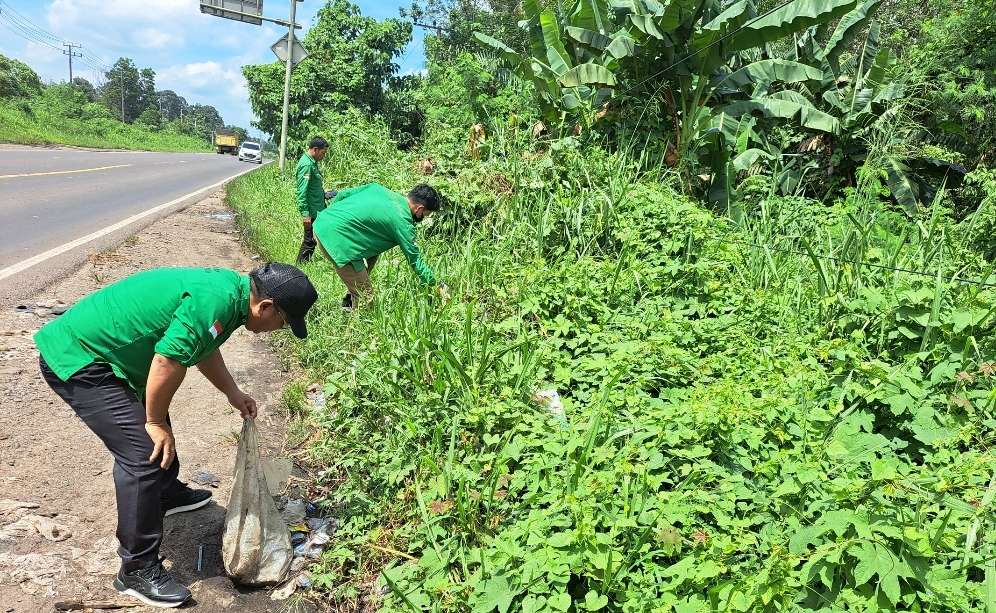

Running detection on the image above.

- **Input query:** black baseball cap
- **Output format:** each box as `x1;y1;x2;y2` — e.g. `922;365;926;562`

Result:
249;263;318;339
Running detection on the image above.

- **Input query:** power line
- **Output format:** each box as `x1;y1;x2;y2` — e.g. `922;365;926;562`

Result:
0;2;113;79
0;14;63;52
0;19;62;52
0;1;62;45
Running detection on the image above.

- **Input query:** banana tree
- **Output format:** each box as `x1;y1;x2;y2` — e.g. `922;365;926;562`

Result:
475;0;865;208
706;0;896;207
732;0;934;212
621;0;860;208
473;0;634;126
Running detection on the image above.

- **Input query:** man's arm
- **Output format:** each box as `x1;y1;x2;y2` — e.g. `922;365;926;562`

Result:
196;349;257;419
395;222;436;285
145;354;187;469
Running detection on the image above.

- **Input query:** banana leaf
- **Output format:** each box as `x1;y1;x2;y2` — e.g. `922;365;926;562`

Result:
559;63;618;87
571;0;611;34
720;90;841;133
822;0;883;71
718;59;824;91
540;9;572;77
733;147;776;172
729;0;857;53
885;157;920;215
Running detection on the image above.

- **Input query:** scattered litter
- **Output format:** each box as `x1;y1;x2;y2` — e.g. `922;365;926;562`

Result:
290;556;309;572
0;514;72;542
270;572;313;600
206;212;235;221
306;517;332;532
54;599;140;610
13;301;68;318
293;518;333;560
261;458;294;496
222;420;292;585
196;544;205;573
532;389;567;427
280;498;307;524
305;383;326;409
191;470;221;488
0;552;68;596
270;576;297;600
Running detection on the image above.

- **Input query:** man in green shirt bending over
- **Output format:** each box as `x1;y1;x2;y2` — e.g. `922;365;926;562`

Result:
313;182;444;310
295;136;332;264
35;263;318;608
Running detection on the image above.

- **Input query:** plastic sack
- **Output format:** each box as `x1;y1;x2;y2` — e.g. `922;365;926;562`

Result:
222;419;292;585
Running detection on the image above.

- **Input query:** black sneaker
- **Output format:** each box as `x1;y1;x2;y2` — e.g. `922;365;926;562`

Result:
113;560;191;608
341;293;353;312
162;483;212;517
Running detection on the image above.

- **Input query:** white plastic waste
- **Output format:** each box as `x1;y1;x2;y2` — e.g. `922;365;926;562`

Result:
221;420;292;586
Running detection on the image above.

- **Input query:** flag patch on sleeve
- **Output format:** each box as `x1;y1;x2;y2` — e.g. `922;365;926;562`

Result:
208;320;223;339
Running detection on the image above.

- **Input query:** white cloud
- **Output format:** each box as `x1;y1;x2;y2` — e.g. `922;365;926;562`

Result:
158;61;245;93
132;27;181;50
156;60;253;128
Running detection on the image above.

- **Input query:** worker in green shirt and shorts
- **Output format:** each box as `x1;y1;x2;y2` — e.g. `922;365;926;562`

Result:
295;136;333;264
35;263;318;608
312;182;445;310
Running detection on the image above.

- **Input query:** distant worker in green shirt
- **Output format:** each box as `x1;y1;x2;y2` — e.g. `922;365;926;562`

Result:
35;263;318;608
295;136;334;264
313;182;445;310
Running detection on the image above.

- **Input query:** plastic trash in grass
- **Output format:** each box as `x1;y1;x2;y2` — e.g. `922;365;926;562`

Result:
532;388;567;428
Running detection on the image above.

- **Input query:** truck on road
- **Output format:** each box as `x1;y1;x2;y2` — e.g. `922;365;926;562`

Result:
213;128;238;155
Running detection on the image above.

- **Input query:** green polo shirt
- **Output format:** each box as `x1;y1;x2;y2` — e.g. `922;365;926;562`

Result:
295;152;326;219
312;182;436;285
34;267;249;397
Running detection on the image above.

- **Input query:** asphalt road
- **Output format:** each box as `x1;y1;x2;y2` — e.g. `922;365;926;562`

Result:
0;146;265;304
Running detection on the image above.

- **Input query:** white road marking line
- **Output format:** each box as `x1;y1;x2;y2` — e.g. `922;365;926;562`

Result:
0;163;267;282
0;164;132;179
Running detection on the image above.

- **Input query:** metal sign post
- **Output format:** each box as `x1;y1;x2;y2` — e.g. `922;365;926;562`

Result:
199;0;264;25
277;0;297;173
199;0;303;172
270;34;308;65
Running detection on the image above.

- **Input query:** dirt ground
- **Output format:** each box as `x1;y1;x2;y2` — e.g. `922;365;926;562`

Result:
0;193;317;612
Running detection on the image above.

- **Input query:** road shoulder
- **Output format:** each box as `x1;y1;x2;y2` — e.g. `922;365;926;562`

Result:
0;192;309;612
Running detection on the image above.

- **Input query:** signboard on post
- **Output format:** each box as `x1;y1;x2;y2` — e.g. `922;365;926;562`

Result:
270;34;308;65
199;0;264;26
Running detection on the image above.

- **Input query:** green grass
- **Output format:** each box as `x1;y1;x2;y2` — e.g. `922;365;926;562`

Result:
228;111;996;612
0;96;210;152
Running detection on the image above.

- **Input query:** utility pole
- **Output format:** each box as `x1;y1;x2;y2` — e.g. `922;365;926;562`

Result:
63;42;82;84
277;0;297;172
199;1;303;171
119;75;125;122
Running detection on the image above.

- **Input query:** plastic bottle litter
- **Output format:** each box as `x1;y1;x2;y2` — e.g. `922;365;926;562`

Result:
532;389;568;428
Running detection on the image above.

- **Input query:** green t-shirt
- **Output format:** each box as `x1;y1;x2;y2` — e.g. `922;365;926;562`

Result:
34;267;249;397
295;152;326;219
312;182;436;285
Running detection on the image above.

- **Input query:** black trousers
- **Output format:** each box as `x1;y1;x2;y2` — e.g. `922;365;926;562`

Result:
40;357;184;571
297;223;317;263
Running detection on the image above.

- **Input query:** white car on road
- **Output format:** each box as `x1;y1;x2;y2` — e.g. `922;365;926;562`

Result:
238;142;263;164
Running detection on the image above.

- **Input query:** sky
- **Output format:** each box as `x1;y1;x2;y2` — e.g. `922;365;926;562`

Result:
0;0;426;138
